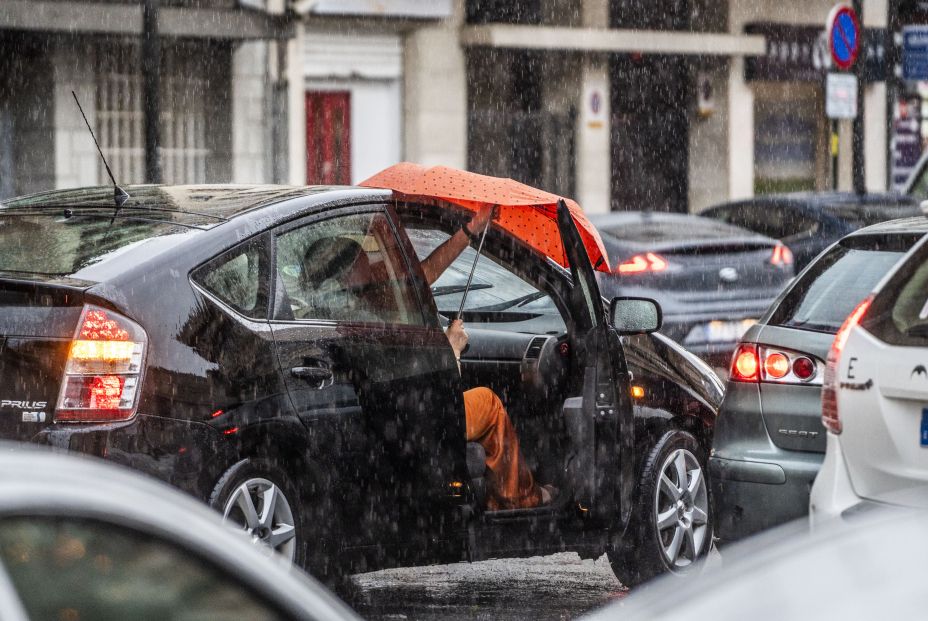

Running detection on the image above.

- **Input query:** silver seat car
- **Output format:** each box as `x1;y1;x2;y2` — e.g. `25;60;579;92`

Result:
710;217;928;544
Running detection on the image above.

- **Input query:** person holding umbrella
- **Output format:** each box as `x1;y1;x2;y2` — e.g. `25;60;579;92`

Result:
420;205;556;510
362;163;611;511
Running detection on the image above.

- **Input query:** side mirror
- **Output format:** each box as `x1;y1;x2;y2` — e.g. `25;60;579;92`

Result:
610;297;662;335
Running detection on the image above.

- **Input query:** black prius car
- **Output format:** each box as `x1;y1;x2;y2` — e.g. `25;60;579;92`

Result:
0;184;722;587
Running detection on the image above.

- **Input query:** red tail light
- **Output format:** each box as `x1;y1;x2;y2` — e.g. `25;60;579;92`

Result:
770;243;794;267
617;252;668;274
55;305;147;423
730;344;760;381
822;296;873;434
730;343;822;384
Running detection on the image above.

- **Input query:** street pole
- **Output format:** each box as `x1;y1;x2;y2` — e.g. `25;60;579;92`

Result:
852;0;865;195
142;0;162;184
887;1;900;190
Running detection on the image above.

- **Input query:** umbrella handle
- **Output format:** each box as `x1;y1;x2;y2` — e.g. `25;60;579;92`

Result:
456;208;495;321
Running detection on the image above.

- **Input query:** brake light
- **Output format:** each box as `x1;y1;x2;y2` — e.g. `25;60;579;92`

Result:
730;343;822;384
770;243;794;267
55;305;146;423
617;252;668;274
730;344;759;381
822;296;873;434
764;352;790;379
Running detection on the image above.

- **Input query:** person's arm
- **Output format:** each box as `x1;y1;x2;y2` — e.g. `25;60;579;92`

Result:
420;227;470;286
420;205;494;286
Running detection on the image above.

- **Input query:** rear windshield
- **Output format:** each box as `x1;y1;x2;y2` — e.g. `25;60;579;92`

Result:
865;238;928;347
600;218;736;242
768;234;918;334
822;204;920;228
0;212;193;277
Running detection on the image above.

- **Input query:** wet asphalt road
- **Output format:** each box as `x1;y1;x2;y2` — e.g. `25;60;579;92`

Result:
349;552;629;620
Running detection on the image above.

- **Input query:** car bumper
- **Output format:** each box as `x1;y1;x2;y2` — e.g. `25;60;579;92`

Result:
710;451;822;544
30;413;224;499
710;379;824;544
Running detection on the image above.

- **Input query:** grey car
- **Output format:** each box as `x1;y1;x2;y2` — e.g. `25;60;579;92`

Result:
710;217;928;544
0;445;358;621
590;211;794;369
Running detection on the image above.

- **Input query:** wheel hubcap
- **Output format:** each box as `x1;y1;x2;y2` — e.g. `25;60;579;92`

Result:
222;477;297;562
654;449;709;570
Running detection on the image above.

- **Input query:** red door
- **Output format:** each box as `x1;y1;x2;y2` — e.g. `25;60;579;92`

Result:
306;92;351;185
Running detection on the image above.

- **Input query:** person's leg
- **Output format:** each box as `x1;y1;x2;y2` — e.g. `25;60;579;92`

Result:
463;387;543;510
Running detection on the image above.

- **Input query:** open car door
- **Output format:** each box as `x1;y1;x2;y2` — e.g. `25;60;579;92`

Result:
556;201;636;527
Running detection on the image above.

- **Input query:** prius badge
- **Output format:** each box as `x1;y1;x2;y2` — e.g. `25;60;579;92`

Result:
0;400;48;423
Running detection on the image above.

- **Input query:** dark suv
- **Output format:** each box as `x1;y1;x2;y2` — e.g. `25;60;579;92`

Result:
0;184;722;587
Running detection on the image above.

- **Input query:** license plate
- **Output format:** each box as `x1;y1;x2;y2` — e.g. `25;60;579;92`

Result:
921;408;928;447
685;319;757;344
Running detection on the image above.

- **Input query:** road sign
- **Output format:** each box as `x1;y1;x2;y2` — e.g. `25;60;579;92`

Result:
826;72;858;119
827;4;861;70
903;26;928;81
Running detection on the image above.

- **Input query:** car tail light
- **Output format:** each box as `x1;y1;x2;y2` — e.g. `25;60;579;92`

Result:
55;305;146;423
770;243;794;267
822;296;873;434
730;344;759;381
617;252;668;274
730;342;823;385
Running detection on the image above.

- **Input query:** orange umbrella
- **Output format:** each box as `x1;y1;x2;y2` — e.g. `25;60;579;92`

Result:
360;163;610;272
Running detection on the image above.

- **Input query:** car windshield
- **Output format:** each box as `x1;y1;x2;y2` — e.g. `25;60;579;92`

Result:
406;227;561;317
0;212;193;278
769;235;916;334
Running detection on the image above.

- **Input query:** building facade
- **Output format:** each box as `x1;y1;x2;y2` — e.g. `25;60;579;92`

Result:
451;0;893;215
0;0;290;199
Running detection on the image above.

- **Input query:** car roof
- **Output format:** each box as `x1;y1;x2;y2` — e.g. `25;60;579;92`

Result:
586;510;928;621
588;210;765;243
848;216;928;236
710;191;917;209
0;184;353;228
0;444;359;621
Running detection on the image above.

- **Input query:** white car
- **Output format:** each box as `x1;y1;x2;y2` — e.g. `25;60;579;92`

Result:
810;225;928;524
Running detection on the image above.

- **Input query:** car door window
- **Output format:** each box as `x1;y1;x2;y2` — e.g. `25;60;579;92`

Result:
192;236;268;319
274;211;424;325
406;227;566;333
0;517;289;621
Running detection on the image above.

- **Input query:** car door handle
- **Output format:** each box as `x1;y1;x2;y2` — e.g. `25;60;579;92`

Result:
290;366;333;382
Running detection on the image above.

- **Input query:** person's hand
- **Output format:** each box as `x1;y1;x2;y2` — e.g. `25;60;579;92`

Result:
466;205;495;236
445;319;468;358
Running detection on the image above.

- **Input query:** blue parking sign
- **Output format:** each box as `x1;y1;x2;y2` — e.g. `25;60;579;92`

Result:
903;26;928;81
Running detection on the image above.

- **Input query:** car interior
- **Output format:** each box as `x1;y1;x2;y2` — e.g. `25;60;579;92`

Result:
402;217;584;515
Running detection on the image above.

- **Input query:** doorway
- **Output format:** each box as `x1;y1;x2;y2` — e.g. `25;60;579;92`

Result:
305;91;351;185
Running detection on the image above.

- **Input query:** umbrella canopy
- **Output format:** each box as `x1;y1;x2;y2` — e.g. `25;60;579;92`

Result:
360;163;610;272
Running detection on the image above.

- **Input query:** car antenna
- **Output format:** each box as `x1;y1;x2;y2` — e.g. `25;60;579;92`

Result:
71;90;130;212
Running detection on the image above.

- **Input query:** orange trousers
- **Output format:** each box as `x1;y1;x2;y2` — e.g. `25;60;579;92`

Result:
463;387;542;510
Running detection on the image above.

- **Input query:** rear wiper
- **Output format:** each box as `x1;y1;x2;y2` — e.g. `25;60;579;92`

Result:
432;283;493;297
905;325;928;338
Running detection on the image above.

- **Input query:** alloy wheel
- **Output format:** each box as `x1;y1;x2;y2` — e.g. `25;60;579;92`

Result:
222;477;297;562
653;448;709;570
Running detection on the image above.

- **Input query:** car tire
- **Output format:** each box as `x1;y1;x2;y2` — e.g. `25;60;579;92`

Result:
607;429;712;588
209;459;306;567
